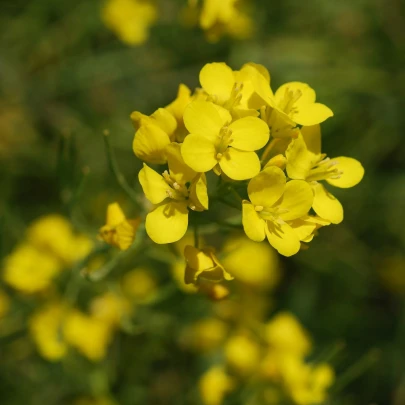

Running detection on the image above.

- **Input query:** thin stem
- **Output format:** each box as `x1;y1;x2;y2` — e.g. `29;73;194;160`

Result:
103;130;141;210
194;222;199;249
331;349;380;394
261;138;280;163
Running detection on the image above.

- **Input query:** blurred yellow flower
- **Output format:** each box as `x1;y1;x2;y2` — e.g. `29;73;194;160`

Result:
3;244;61;293
199;0;254;42
139;143;208;244
30;303;68;361
90;291;131;326
181;100;269;180
242;167;313;256
199;366;234;405
64;310;113;361
99;202;140;250
121;268;157;302
280;356;335;405
225;334;261;376
286;125;364;224
184;245;233;285
181;318;228;352
265;312;312;357
101;0;157;46
27;215;93;266
221;235;280;289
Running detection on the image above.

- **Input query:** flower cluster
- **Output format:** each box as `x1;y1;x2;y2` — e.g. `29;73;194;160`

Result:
132;62;364;258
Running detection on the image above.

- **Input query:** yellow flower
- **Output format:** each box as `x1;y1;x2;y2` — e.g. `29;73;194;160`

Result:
181;100;269;180
181;318;228;353
242;167;313;256
265;312;312;357
198;62;270;116
29;303;68;361
3;244;61;293
199;366;234;405
280;356;335;405
165;84;193;142
286;125;364;224
90;292;131;327
139;143;208;244
121;268;157;302
64;310;113;361
26;215;92;266
221;235;280;289
199;0;254;42
267;82;333;127
99;202;140;250
184;245;233;285
132;107;177;164
225;334;261;376
101;0;157;46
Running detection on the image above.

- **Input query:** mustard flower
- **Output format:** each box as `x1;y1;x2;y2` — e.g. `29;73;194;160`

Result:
286;125;364;224
184;245;233;285
121;268;158;302
199;62;271;116
221;235;280;290
3;244;61;293
99;202;140;250
64;310;114;361
132;108;177;164
181;100;269;180
101;0;157;46
199;366;234;405
139;143;208;244
199;0;254;42
29;303;68;361
242;167;313;256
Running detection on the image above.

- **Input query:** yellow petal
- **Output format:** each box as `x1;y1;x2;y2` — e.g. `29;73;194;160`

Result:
288;215;330;241
277;180;313;221
294;103;333;126
146;201;189;244
199;63;235;104
242;201;266;242
106;202;126;226
150;108;177;135
241;64;274;109
312;182;343;224
133;124;170;164
265;221;301;257
183;101;229;140
219;148;260;180
166;142;196;183
165;84;192;122
228;117;269;151
241;62;270;83
275;82;316;105
138;164;169;204
189;174;209;211
301;125;321;155
181;134;217;172
285;134;315;180
326;157;364;188
247;166;286;207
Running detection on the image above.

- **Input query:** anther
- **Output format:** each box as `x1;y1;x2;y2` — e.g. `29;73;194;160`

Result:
216;153;223;160
173;182;181;190
255;205;264;212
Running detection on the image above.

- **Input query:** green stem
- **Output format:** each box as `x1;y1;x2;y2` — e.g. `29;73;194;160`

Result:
331;349;380;394
103;130;141;210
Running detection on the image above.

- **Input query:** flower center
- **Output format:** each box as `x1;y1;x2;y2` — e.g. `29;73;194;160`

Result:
162;170;189;200
278;87;302;115
215;126;233;159
306;156;343;182
255;205;289;224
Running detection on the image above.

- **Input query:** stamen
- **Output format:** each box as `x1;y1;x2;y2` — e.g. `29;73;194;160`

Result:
255;205;264;212
173;182;181;190
166;189;174;198
216;153;223;160
189;205;196;211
